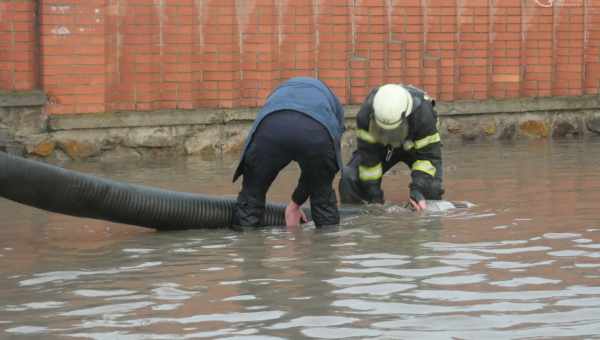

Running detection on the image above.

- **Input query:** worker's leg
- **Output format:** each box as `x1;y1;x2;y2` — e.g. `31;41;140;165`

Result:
294;125;339;227
233;118;292;227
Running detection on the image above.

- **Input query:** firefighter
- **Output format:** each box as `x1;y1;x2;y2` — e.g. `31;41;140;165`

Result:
339;83;444;211
232;77;345;227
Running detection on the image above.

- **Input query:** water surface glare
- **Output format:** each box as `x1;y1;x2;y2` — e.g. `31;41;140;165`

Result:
1;140;600;339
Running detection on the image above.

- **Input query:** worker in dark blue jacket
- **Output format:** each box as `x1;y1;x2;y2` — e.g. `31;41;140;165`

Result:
232;77;345;228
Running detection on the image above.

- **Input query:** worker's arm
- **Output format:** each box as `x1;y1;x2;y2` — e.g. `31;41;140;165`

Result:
355;89;386;204
408;101;444;210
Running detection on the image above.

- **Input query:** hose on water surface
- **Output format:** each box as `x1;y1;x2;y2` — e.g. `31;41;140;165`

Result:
0;151;362;230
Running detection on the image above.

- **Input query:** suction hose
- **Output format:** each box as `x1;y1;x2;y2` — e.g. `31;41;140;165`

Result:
0;151;360;230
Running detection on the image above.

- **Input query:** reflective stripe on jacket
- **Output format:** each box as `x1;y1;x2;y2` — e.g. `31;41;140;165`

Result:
354;84;443;201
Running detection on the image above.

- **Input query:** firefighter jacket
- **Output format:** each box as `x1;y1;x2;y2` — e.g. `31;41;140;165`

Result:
353;85;444;203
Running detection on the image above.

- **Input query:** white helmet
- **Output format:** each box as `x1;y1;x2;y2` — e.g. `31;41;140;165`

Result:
372;84;413;130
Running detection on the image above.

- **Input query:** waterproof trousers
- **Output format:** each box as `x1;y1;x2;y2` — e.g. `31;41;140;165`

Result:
233;110;339;227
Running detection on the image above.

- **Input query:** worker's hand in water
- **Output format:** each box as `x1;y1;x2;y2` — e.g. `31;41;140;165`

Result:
408;198;427;212
285;201;308;227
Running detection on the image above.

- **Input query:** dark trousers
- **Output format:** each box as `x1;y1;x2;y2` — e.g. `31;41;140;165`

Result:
233;110;339;227
339;148;414;204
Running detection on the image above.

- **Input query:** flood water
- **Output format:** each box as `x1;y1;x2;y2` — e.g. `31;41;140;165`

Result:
1;139;600;339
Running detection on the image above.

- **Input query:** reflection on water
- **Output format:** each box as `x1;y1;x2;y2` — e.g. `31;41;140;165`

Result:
1;139;600;339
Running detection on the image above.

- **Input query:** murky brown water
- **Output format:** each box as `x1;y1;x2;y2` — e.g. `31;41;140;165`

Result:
1;139;600;339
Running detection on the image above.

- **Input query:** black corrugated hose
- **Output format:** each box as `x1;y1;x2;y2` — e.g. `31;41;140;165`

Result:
0;151;360;230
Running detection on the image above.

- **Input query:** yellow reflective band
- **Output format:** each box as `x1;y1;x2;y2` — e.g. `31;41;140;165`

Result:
359;163;383;181
357;129;377;144
414;132;441;150
403;140;414;151
412;160;436;177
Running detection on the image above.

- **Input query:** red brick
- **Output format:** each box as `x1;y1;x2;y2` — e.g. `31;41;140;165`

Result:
0;0;596;110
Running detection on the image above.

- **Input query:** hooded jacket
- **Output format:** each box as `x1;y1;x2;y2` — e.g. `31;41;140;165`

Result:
233;77;345;182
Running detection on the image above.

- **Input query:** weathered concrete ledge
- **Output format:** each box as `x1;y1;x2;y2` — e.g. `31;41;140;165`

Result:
0;90;46;108
2;91;600;162
439;94;600;116
0;90;47;155
45;94;600;131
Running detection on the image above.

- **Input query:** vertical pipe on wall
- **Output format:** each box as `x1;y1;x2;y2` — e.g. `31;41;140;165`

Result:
235;0;243;88
193;0;205;50
384;0;391;79
313;0;320;79
154;0;164;88
455;0;461;100
347;0;355;103
279;0;285;83
275;0;283;83
519;0;527;97
195;1;208;106
344;0;352;103
419;0;427;90
551;1;558;96
34;0;42;89
385;0;406;85
487;0;495;98
582;0;589;94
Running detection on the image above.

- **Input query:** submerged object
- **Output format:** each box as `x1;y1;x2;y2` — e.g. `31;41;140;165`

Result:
420;200;474;212
361;200;473;215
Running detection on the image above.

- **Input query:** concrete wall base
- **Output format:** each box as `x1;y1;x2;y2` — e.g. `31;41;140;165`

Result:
2;91;600;162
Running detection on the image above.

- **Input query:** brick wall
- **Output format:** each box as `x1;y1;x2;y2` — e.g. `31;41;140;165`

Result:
0;0;37;91
1;0;600;115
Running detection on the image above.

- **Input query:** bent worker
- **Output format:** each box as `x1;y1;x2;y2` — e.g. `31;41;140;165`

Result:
232;77;345;227
339;83;444;211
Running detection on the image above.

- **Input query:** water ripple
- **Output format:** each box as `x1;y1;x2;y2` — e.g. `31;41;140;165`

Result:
1;301;65;312
577;243;600;249
122;248;155;254
402;289;573;302
267;316;357;329
340;253;410;260
356;259;411;267
333;283;417;296
543;233;581;239
73;289;136;298
5;326;49;335
490;277;562;287
372;307;600;335
301;327;382;339
423;274;487;285
75;311;286;328
19;262;163;287
422;241;551;254
60;301;153;317
480;246;552;254
548;250;588;257
324;276;411;287
223;295;257;302
556;297;600;307
333;299;545;314
151;286;197;301
336;266;464;277
152;303;182;311
487;260;555;269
